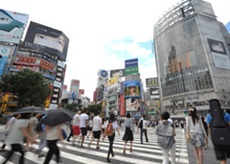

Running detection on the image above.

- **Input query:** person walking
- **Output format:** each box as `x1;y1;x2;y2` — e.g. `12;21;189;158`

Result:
186;107;207;164
137;114;149;144
200;116;208;149
2;113;36;164
79;109;89;147
35;114;47;158
156;111;176;164
66;121;73;142
43;124;64;164
87;116;93;139
88;112;102;149
206;108;230;164
101;117;106;135
71;110;81;145
122;112;134;154
104;113;120;163
0;113;21;151
25;113;38;151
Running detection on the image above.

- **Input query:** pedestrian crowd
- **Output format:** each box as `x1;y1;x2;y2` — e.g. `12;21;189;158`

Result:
1;99;230;164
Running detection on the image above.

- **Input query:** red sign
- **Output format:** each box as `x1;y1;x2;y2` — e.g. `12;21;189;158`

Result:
79;89;85;95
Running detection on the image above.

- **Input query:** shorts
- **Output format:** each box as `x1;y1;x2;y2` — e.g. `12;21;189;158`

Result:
214;145;230;161
72;125;80;135
93;131;101;139
81;127;87;136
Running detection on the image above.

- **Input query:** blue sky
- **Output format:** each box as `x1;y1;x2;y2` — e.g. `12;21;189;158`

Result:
1;0;230;100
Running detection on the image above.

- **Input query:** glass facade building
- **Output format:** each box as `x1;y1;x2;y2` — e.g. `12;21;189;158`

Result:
154;0;230;117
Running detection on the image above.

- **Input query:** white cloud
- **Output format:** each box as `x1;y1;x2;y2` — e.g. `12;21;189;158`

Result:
1;0;229;100
109;42;151;58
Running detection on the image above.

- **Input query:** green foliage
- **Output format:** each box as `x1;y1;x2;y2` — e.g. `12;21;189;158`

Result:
0;69;51;107
84;104;102;116
62;103;82;112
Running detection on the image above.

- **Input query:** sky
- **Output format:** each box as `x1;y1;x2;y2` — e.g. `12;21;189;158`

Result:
1;0;230;100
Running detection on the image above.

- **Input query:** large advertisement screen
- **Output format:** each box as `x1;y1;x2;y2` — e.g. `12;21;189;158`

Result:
24;21;69;61
124;80;141;98
207;38;230;70
0;9;28;44
126;98;141;111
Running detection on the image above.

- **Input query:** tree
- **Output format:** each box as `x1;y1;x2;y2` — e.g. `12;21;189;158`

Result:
83;104;102;116
0;69;51;107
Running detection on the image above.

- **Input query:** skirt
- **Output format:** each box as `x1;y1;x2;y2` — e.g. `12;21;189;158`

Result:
122;127;133;141
190;132;206;148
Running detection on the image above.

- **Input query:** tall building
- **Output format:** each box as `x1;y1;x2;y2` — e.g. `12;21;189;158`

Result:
153;0;230;118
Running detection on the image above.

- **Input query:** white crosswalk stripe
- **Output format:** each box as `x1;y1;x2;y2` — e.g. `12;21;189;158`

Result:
0;128;189;164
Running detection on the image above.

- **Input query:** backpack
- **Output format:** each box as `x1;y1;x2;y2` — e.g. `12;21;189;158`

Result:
105;122;114;136
209;99;230;146
34;121;43;132
156;121;175;149
138;119;143;129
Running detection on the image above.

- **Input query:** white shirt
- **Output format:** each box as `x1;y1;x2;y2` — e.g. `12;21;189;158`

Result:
168;118;173;123
72;114;80;126
6;119;28;144
186;116;205;134
143;120;149;129
92;116;102;131
80;113;89;128
46;126;59;140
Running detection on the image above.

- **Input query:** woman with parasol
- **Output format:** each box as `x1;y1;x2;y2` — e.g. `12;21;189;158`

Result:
40;109;72;164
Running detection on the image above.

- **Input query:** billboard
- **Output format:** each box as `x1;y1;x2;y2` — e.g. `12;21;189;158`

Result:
126;98;141;111
150;87;160;99
0;9;28;44
207;38;230;70
24;21;69;61
125;58;139;75
69;79;80;102
124;80;141;98
98;69;109;79
79;89;85;95
146;77;158;88
0;45;12;76
62;85;67;91
110;69;124;77
49;60;65;108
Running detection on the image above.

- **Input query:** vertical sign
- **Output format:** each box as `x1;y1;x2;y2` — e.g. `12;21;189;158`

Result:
49;60;65;109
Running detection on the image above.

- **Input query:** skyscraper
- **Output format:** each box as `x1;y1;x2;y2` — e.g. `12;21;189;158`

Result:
153;0;230;117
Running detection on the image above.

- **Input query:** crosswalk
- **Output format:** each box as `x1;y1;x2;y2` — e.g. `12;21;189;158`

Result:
0;128;189;164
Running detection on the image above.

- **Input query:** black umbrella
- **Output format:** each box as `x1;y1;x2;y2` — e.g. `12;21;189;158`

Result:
40;109;72;127
13;106;46;114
